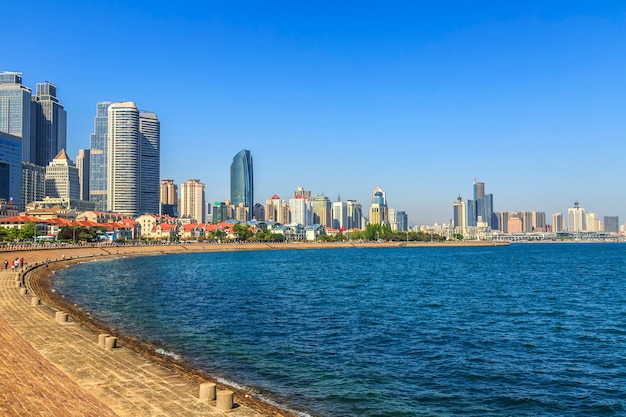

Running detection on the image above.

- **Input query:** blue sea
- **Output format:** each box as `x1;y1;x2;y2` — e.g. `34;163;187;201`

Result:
52;243;626;416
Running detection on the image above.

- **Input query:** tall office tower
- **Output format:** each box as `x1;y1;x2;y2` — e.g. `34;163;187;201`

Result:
396;211;408;232
0;132;22;208
567;201;585;232
139;111;160;214
230;149;253;220
466;199;477;227
180;179;206;223
346;200;363;230
369;186;389;226
332;196;348;230
468;179;494;228
604;216;619;234
552;212;564;232
294;187;311;199
0;72;32;162
252;203;265;221
45;149;79;200
89;101;111;211
473;179;484;200
290;194;312;226
160;179;178;217
21;162;46;210
31;82;66;166
312;195;332;227
107;102;160;217
107;102;140;216
76;149;90;201
452;196;466;229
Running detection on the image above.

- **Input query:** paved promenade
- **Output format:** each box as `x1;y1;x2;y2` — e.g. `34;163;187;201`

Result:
0;258;267;416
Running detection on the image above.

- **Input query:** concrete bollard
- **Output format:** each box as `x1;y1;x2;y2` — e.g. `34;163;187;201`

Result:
199;382;217;401
105;336;117;351
15;280;21;288
55;312;68;323
20;288;28;295
31;297;41;306
216;390;234;410
98;334;110;347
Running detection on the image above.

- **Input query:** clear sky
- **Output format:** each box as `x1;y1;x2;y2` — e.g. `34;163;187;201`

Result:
4;1;626;225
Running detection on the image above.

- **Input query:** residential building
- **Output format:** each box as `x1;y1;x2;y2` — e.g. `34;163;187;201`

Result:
552;212;564;232
332;197;348;230
567;201;585;232
76;149;90;201
160;179;178;217
290;194;312;226
0;131;22;208
45;148;80;200
89;101;112;211
31;82;66;166
252;203;265;221
313;195;332;227
180;179;205;223
586;212;601;232
452;196;466;229
0;198;18;219
230;149;253;220
0;72;32;162
508;217;523;233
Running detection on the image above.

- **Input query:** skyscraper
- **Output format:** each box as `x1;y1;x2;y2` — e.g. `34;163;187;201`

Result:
567;201;585;232
76;149;90;201
290;194;312;226
230;149;253;220
332;196;348;229
160;179;178;217
468;179;494;228
313;195;332;227
180;179;206;223
369;186;389;225
139;111;160;215
89;101;112;211
604;216;619;234
45;148;79;200
452;196;466;229
0;131;22;208
0;72;32;162
31;82;66;166
552;212;564;232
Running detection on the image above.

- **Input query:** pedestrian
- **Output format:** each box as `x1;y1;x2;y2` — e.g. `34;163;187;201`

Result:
3;260;7;270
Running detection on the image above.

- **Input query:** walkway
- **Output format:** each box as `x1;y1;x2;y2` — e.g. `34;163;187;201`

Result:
0;266;265;417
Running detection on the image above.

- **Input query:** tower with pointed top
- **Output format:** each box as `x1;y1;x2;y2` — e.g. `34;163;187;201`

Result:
369;186;389;225
45;148;80;200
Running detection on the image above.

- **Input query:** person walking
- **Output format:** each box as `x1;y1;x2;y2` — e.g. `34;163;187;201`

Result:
3;260;7;270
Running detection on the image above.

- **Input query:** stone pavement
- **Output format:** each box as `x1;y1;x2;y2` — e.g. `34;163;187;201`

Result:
0;267;266;417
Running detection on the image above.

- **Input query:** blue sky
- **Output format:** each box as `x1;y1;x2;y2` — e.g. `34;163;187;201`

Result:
4;1;626;225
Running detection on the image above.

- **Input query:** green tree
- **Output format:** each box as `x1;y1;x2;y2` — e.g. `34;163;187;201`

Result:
18;222;37;241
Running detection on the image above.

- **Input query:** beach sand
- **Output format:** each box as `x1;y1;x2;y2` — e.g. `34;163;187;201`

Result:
0;240;504;416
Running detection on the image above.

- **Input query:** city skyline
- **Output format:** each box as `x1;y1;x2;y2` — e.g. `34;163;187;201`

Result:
2;2;625;224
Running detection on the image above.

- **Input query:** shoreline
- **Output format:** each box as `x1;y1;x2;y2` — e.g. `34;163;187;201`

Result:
4;240;507;416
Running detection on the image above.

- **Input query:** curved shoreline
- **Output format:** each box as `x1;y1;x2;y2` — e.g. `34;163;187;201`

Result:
4;241;506;416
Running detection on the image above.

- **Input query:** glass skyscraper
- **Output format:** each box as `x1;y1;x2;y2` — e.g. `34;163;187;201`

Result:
230;149;253;220
0;131;22;208
0;72;32;162
89;101;112;211
139;111;160;215
32;82;66;166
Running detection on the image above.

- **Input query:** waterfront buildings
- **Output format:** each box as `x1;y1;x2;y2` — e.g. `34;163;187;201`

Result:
290;194;313;227
0;72;32;162
332;197;348;230
31;82;66;167
369;186;389;225
468;179;495;229
44;148;80;200
552;213;564;232
604;216;619;234
230;149;253;221
107;102;160;217
180;179;206;223
346;200;363;230
89;101;112;211
313;195;332;227
160;179;178;217
21;162;45;212
452;196;466;229
76;149;90;201
567;201;585;232
0;131;22;207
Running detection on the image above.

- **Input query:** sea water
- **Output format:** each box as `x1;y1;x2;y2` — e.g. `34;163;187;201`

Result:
53;243;626;416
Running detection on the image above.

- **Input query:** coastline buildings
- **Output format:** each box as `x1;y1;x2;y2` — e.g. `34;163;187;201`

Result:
468;179;495;229
452;196;466;230
160;179;178;217
0;72;32;162
179;179;205;223
76;149;90;201
369;186;389;225
89;101;112;211
0;131;22;207
31;82;66;167
567;201;585;232
230;149;253;221
107;102;160;217
604;216;619;234
44;149;79;200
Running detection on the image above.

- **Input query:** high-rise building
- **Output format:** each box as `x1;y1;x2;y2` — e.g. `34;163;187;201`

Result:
230;149;253;220
604;216;619;234
252;203;265;221
89;101;112;211
160;179;178;217
180;179;205;223
552;212;564;232
313;195;332;227
0;131;22;208
294;187;311;199
332;196;348;230
369;186;389;225
21;162;45;210
495;211;509;233
452;196;466;229
395;210;408;232
107;102;159;217
76;149;90;201
567;201;585;232
45;148;79;200
468;179;494;228
31;82;66;166
346;200;363;230
585;212;601;232
290;194;312;226
0;72;32;162
139;111;160;215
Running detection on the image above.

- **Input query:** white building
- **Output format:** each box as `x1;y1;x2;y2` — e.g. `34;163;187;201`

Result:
180;179;206;223
289;194;312;226
45;148;79;200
